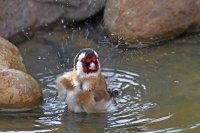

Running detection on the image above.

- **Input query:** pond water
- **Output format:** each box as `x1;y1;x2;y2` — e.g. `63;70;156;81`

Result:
1;20;200;133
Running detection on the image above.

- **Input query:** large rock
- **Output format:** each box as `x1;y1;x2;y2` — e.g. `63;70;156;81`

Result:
104;0;200;45
0;69;43;111
0;37;43;112
0;36;26;72
0;0;106;43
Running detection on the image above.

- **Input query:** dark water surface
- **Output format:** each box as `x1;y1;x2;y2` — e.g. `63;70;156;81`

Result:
1;23;200;133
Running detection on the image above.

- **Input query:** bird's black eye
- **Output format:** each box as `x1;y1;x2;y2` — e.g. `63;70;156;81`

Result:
81;61;90;66
94;61;98;65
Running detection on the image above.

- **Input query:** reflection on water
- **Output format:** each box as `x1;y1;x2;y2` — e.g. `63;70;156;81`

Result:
1;23;200;132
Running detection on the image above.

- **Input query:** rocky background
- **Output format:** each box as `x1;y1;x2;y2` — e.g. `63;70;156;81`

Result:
0;0;106;43
0;37;43;111
104;0;200;46
0;0;200;45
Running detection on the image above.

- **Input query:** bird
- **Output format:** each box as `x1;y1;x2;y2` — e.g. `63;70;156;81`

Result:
56;48;116;113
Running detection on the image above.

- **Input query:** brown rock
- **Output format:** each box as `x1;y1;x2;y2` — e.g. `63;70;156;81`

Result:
0;37;43;112
0;69;43;111
104;0;200;45
0;37;26;72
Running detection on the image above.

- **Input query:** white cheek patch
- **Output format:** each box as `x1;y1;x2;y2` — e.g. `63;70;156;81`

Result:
78;53;85;60
94;51;98;58
97;60;100;69
76;60;84;76
76;52;85;74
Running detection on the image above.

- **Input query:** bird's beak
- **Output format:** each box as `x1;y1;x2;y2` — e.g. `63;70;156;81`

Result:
89;62;96;70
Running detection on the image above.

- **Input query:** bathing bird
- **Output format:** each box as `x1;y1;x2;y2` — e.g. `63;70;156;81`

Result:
56;48;115;113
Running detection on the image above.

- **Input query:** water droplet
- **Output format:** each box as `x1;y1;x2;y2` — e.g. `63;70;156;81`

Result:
61;19;64;24
174;81;179;83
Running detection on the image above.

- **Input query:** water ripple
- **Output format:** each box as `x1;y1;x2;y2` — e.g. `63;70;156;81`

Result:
101;68;156;132
36;68;156;132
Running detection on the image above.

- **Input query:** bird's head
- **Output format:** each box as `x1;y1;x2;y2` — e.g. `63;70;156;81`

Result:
74;48;100;78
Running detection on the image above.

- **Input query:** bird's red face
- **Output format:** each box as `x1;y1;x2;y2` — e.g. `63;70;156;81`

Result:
81;55;99;73
75;48;100;76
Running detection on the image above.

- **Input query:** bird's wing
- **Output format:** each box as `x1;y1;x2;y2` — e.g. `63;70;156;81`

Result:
94;74;110;102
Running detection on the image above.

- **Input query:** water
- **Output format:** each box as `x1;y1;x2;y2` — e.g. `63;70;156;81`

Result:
1;23;200;132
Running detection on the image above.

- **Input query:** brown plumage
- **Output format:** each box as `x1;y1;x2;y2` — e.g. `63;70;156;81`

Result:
56;48;115;113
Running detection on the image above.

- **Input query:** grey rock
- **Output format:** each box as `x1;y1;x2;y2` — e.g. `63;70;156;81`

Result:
0;0;106;42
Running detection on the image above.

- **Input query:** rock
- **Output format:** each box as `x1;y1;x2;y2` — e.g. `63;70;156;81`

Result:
104;0;200;45
0;69;43;111
0;0;106;43
0;37;26;72
0;37;43;112
60;0;106;21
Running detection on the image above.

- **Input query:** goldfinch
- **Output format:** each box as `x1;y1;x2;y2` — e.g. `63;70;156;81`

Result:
56;48;115;113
